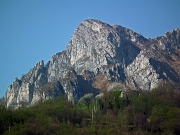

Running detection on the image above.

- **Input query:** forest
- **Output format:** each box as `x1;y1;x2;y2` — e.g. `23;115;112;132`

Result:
0;82;180;135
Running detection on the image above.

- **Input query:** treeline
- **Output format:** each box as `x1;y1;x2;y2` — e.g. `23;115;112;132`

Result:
0;82;180;134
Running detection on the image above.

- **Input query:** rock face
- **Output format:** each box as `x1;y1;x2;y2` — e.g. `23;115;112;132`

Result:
2;19;180;108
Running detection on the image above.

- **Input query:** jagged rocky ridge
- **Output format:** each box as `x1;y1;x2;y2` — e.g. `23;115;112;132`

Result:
2;19;180;108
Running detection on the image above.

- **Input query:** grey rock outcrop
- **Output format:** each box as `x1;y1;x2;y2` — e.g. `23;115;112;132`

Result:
2;19;180;108
66;19;141;74
31;81;65;104
126;52;160;90
46;51;70;82
4;60;47;109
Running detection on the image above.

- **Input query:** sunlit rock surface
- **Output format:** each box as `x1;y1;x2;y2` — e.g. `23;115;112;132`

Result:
3;19;180;108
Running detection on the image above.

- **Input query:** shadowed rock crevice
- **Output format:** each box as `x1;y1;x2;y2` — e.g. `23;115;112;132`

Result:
77;75;100;97
149;58;180;82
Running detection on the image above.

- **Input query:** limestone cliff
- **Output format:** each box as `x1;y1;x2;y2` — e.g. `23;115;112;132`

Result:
2;19;180;108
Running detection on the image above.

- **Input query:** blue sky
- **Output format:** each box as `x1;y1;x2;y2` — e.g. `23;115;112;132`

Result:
0;0;180;98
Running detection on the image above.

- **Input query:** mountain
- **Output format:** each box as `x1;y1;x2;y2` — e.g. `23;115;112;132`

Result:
2;19;180;109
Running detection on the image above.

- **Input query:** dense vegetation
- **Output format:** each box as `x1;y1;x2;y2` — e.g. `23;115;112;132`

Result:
1;82;180;135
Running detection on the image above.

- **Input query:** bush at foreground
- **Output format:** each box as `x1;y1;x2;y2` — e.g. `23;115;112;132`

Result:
0;82;180;135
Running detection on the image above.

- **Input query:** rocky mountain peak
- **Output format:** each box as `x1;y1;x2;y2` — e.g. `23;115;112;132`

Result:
160;28;180;50
66;19;142;75
2;19;180;109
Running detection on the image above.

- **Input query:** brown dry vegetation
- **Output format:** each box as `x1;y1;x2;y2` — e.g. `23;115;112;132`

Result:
92;75;112;92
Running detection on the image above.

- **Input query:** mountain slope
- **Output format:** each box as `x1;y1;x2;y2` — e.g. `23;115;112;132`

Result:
3;19;180;108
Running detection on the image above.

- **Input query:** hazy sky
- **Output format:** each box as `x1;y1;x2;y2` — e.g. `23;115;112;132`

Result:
0;0;180;98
